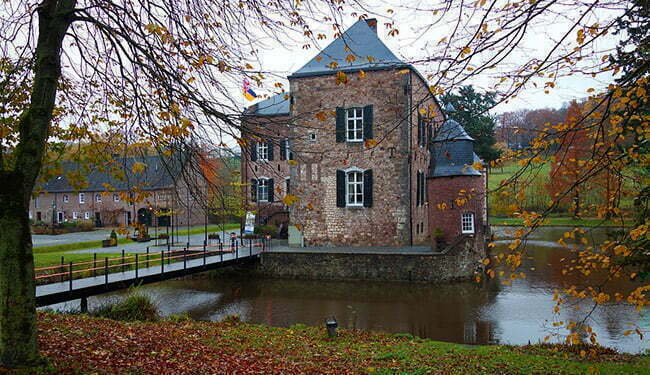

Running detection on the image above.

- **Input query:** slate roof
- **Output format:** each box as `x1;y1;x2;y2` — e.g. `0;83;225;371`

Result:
289;19;409;78
433;118;474;142
244;93;290;116
430;115;482;177
39;154;186;193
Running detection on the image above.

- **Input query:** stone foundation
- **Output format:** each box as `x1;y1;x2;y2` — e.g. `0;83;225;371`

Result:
258;236;485;283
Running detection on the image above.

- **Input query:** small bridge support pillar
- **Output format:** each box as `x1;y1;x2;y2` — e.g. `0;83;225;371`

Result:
80;296;88;313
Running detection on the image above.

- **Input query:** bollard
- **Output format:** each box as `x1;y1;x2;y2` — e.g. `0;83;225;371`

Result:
326;318;338;338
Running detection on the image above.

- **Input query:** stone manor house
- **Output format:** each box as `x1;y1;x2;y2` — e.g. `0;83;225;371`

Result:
242;18;487;247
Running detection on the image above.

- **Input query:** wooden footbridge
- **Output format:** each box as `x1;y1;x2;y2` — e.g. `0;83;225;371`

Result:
35;239;268;308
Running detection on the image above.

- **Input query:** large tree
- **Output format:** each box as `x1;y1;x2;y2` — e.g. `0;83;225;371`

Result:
0;0;350;367
441;85;501;164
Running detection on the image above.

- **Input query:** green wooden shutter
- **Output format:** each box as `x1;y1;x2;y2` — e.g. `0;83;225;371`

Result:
336;107;345;142
268;178;274;202
336;170;346;207
250;143;257;161
363;169;373;207
363;105;373;140
250;179;257;202
416;172;421;206
267;140;274;161
279;139;286;160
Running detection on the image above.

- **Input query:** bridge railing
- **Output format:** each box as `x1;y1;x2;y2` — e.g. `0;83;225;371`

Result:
34;236;270;288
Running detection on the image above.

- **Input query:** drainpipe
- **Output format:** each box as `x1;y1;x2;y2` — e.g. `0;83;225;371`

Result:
407;73;413;247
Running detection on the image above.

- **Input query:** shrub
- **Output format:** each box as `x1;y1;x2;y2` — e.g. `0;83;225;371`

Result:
91;294;159;322
254;224;278;238
76;220;95;231
167;313;193;323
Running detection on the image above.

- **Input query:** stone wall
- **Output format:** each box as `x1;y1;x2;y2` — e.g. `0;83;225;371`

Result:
258;238;485;283
288;69;412;246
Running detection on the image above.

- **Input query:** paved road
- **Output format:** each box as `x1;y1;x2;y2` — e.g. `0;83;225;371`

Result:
70;229;242;254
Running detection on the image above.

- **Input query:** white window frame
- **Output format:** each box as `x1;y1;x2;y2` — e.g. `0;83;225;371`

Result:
72;211;78;220
284;176;291;196
95;193;102;203
57;211;64;222
113;193;120;202
34;196;40;209
79;193;85;204
257;142;268;161
346;108;364;142
344;167;364;207
257;177;269;202
461;213;475;234
63;194;69;203
84;212;90;220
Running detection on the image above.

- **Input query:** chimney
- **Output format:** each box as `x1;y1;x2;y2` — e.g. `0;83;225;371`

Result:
365;18;377;33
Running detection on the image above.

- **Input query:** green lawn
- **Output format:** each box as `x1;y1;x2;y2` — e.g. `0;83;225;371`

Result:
489;217;624;227
33;223;240;254
34;251;136;268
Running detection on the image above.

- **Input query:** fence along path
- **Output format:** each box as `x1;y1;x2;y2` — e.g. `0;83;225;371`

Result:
35;239;267;307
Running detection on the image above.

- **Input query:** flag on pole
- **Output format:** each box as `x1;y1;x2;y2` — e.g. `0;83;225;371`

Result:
243;79;257;101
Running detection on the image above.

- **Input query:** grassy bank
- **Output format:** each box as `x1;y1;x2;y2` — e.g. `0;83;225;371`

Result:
489;217;623;227
19;312;649;375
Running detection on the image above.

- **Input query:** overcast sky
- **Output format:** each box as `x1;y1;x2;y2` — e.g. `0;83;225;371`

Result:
236;2;621;116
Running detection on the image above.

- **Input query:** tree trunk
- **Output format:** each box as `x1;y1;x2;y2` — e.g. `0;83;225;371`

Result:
0;0;76;367
0;177;39;367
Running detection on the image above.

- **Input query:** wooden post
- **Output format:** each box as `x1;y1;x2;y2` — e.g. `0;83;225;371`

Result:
183;248;187;270
146;247;150;268
121;249;125;273
93;253;97;277
161;251;165;274
60;256;65;283
68;262;73;291
105;257;109;285
135;254;139;279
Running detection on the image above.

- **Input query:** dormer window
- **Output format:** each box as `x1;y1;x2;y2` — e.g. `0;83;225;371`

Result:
346;108;363;142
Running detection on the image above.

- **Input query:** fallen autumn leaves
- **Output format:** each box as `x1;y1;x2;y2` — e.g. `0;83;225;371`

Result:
1;312;648;374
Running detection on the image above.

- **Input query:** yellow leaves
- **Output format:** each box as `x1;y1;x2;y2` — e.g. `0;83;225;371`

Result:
576;29;585;44
460;46;472;57
287;160;299;166
358;70;366;79
345;54;356;63
315;111;328;121
327;61;339;70
131;162;147;174
315;55;323;62
429;85;445;95
364;139;378;149
282;194;300;206
396;69;410;75
366;56;375;63
335;71;348;85
629;224;647;241
482;258;491;266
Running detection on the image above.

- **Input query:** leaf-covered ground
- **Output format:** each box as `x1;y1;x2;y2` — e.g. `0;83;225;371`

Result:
5;312;649;374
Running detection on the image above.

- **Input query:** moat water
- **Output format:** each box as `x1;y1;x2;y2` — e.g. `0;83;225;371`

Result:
51;226;649;353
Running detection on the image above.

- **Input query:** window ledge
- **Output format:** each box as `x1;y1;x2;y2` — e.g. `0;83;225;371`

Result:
345;205;365;209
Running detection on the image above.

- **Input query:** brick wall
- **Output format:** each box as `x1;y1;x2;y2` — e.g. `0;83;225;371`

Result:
426;174;487;243
241;115;292;226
